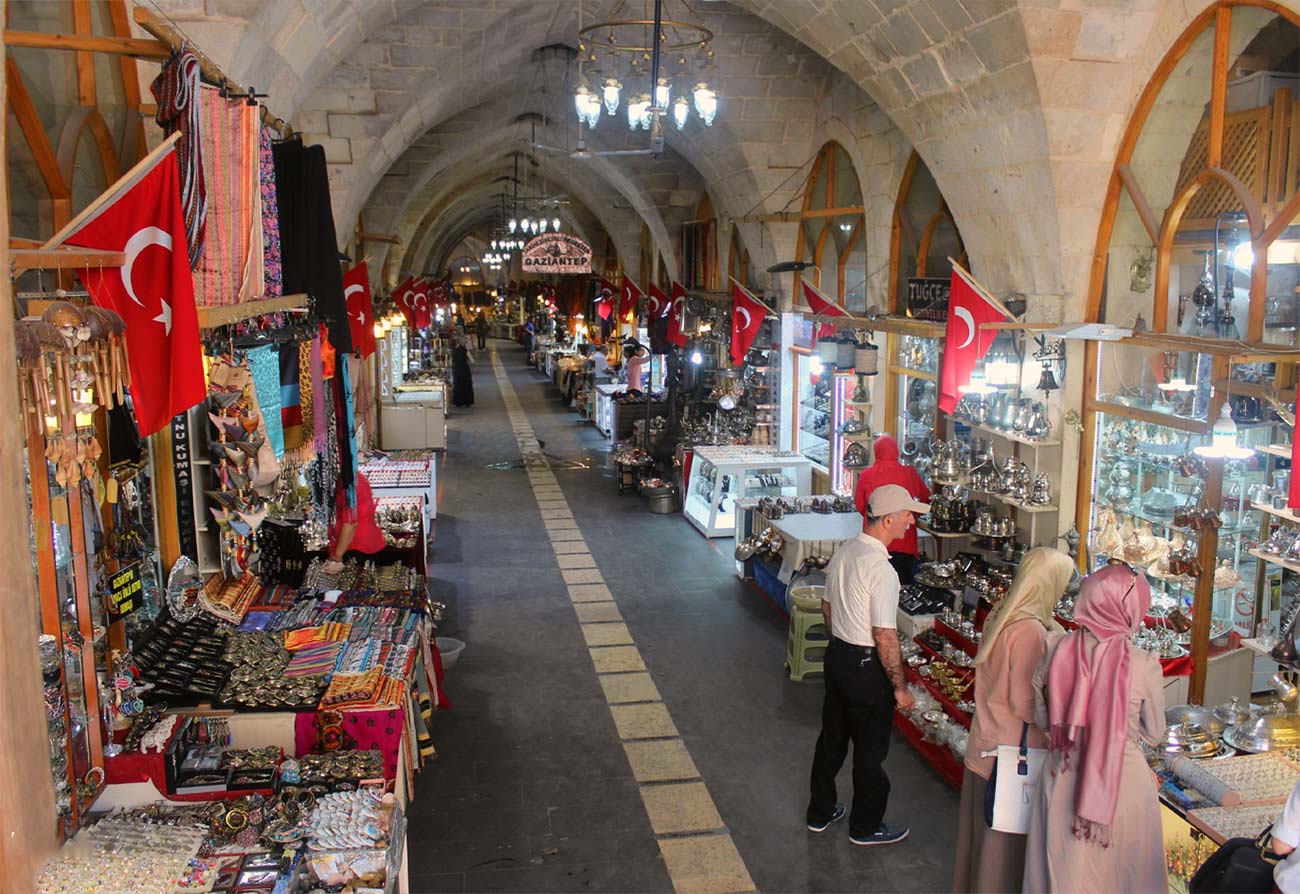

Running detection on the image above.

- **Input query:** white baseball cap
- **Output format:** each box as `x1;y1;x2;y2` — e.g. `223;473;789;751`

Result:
867;484;930;516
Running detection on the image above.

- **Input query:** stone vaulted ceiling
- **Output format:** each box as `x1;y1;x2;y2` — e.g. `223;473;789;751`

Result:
148;0;1229;312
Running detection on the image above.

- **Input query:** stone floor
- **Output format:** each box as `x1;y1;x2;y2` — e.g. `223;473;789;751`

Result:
407;341;958;894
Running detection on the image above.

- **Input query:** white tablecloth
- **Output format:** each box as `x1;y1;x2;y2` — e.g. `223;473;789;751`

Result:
769;512;863;582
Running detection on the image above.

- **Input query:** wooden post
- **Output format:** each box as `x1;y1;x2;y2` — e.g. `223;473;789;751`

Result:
1189;455;1225;705
0;36;59;889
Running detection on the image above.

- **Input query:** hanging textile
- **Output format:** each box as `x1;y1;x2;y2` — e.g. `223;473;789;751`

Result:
279;341;303;450
336;358;358;509
150;49;206;267
192;86;262;307
272;140;352;353
311;335;327;452
299;339;314;443
259;126;283;298
248;344;285;459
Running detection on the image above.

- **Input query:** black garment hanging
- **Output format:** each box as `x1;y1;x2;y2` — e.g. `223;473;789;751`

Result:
271;140;353;354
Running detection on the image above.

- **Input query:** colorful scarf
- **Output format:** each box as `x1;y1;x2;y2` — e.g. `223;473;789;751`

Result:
1045;562;1151;844
974;548;1070;666
151;49;206;267
258;126;282;298
247;344;284;459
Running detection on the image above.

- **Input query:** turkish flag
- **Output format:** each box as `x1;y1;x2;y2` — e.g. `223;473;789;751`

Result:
410;277;432;329
730;282;767;366
647;284;669;321
620;275;643;321
343;262;376;358
64;144;204;436
595;300;612;320
939;266;1008;414
666;281;689;348
392;276;417;328
800;279;846;318
598;277;618;305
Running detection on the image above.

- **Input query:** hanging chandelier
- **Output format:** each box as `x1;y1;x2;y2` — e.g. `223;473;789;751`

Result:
574;0;718;133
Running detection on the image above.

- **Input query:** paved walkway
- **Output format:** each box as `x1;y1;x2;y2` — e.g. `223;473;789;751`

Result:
407;341;957;893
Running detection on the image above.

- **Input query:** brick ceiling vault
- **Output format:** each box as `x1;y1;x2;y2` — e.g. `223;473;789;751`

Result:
149;0;1230;310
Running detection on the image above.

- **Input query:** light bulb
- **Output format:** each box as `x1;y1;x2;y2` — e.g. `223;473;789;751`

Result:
672;95;689;130
693;83;717;126
503;252;510;260
508;219;517;233
552;217;561;231
539;218;548;233
809;355;824;375
491;240;497;250
1231;242;1254;270
654;79;670;111
602;78;622;115
690;349;703;365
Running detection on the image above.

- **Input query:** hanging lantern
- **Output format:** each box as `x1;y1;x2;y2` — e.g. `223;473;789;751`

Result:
672;95;690;130
693;83;717;126
654;78;671;111
855;341;879;376
835;334;857;371
508;219;517;233
816;335;838;364
552;217;561;232
602;78;622;115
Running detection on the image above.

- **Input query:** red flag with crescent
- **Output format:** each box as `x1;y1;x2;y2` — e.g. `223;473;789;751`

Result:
939;266;1008;414
647;283;669;320
343;262;376;359
392;276;417;328
410;277;432;329
666;281;689;348
63;143;204;436
620;275;643;321
800;279;846;318
730;282;767;366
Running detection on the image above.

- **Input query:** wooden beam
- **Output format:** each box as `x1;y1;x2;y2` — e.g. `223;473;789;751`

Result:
1116;164;1160;243
1261;189;1300;246
978;321;1056;330
1207;6;1231;168
196;292;307;329
736;205;865;223
11;247;124;272
1084;395;1213;435
357;232;401;244
6;57;69;201
1;30;170;60
71;1;95;105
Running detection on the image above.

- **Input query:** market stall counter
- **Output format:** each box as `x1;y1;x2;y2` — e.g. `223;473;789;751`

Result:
684;446;814;538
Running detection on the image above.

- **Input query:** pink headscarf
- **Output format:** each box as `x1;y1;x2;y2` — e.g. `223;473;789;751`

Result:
1045;562;1151;845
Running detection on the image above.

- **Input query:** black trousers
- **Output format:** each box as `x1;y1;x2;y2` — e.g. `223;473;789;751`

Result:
476;332;486;349
807;638;895;836
889;551;917;585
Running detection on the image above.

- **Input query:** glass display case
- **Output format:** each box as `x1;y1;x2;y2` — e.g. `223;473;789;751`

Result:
683;446;814;537
793;351;832;472
826;372;857;495
891;333;941;487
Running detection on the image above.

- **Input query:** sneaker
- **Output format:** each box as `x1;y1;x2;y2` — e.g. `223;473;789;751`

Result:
806;803;846;833
850;823;910;846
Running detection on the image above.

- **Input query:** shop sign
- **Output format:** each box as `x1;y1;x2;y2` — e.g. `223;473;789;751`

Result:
522;234;592;274
108;561;143;619
906;277;950;322
170;414;198;560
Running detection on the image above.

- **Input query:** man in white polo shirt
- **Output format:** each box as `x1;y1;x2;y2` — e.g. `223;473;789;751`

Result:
806;483;928;846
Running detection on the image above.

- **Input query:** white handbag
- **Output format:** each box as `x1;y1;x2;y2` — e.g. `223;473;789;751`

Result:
987;722;1046;835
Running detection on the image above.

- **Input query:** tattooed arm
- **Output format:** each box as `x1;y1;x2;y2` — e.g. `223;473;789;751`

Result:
872;627;915;712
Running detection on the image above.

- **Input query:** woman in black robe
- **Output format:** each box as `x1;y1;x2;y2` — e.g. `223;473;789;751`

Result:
451;335;475;408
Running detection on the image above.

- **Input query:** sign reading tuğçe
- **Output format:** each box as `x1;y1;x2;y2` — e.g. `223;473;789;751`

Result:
522;233;592;274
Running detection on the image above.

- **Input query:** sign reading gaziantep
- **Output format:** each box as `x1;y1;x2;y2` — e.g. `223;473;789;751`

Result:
522;233;592;274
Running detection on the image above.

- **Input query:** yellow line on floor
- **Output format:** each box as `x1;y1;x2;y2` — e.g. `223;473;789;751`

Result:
489;350;755;894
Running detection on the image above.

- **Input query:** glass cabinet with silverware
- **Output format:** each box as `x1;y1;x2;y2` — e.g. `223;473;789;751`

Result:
792;350;834;475
1081;337;1296;704
887;331;942;487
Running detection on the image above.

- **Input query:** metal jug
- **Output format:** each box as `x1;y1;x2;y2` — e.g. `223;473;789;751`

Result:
1025;403;1053;440
1013;398;1033;433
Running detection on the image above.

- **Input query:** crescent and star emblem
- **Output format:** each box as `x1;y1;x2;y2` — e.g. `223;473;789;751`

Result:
344;284;366;325
955;306;976;349
122;226;174;333
413;291;429;309
736;307;752;331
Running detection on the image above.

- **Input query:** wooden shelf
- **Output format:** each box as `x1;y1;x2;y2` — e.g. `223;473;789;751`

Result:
1252;500;1300;525
969;489;1059;513
917;520;971;539
196;293;307;329
1258;443;1293;459
890;365;938;382
1249;548;1300;574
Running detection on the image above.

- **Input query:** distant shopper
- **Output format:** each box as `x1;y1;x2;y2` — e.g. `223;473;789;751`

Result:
852;434;930;584
451;334;475;408
807;484;928;847
323;473;385;572
474;311;488;350
1022;562;1167;893
591;345;612;381
624;345;649;394
523;318;536;361
952;548;1072;894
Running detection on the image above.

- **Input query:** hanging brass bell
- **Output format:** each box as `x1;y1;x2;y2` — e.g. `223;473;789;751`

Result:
1037;367;1059;393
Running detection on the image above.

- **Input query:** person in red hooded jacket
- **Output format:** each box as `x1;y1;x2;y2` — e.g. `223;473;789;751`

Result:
852;434;931;584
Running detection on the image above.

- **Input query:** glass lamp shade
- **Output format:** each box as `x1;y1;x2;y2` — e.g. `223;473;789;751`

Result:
552;218;561;231
521;217;531;233
654;79;671;111
574;85;592;119
672;96;689;130
627;96;652;131
602;78;622;115
693;83;717;126
539;219;549;233
508;219;517;233
490;240;497;250
816;336;839;363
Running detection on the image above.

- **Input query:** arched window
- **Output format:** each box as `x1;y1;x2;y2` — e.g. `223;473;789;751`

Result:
682;193;717;289
794;142;867;312
727;225;751;289
889;151;967;314
1090;3;1299;343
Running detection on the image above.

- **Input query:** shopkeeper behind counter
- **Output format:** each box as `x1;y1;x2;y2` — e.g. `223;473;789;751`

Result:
323;473;386;572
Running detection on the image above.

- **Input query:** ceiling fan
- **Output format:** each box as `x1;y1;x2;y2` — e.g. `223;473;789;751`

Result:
532;134;654;160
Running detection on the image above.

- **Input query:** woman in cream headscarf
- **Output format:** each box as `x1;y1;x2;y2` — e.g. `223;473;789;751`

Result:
952;547;1074;894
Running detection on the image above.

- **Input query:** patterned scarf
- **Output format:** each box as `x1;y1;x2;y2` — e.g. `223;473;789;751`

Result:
150;49;206;267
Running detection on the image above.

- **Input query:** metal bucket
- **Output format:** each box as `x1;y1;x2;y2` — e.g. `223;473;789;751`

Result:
644;487;676;513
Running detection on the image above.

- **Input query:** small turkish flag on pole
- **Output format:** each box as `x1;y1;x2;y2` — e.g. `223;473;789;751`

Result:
666;281;689;348
343;262;377;358
647;283;669;321
938;265;1009;414
620;275;644;321
800;279;846;318
392;276;417;328
730;281;769;365
411;277;432;329
58;138;204;436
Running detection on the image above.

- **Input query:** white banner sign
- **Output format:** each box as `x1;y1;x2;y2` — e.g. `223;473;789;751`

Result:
522;233;592;274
